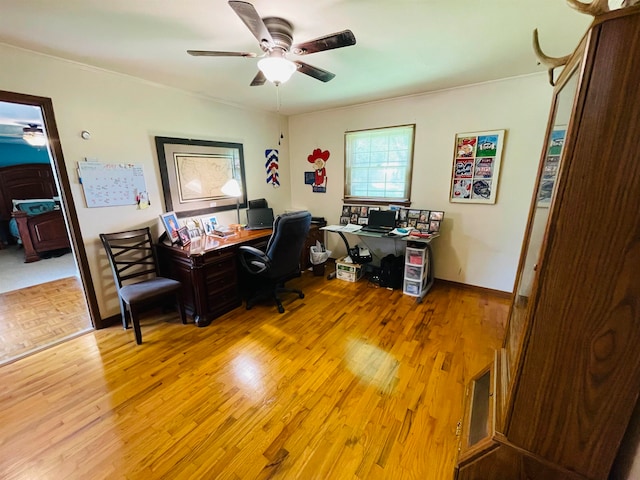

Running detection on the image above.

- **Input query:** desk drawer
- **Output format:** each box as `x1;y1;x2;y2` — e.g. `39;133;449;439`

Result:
208;290;241;316
203;257;236;278
205;274;238;295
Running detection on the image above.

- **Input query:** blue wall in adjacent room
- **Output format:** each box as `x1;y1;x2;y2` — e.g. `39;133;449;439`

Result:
0;142;50;167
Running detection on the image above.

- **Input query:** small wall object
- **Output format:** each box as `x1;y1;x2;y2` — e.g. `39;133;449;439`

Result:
265;149;280;188
305;148;329;193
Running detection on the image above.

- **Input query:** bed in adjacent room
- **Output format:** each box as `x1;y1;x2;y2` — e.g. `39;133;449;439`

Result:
0;164;70;262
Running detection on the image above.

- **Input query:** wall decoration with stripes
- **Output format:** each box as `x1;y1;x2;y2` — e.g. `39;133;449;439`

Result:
265;149;280;188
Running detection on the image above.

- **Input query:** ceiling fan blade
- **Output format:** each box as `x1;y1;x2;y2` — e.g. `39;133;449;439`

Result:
293;61;336;82
292;30;356;55
187;50;257;58
250;70;266;86
228;1;275;49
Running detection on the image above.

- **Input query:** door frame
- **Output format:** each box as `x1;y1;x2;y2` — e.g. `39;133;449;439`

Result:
0;89;101;328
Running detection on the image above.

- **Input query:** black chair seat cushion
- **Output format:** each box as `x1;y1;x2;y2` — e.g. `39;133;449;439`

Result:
119;277;182;304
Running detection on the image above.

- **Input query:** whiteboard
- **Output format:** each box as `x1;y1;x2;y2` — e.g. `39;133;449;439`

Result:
78;162;146;208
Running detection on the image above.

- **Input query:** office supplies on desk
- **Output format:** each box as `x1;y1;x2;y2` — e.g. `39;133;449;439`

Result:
246;207;275;230
213;226;236;237
341;223;362;232
361;210;396;233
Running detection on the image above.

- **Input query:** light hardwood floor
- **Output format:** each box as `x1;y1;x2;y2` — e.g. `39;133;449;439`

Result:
0;271;509;479
0;276;92;365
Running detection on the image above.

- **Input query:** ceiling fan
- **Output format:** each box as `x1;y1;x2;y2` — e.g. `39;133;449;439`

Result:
188;1;356;86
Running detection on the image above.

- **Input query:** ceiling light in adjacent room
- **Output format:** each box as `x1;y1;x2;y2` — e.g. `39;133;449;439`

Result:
22;124;46;147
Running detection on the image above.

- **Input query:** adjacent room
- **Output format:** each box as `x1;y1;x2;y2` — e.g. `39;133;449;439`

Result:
0;101;92;363
0;1;639;479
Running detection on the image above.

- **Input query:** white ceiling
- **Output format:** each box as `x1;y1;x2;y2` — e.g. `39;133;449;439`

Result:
0;1;602;117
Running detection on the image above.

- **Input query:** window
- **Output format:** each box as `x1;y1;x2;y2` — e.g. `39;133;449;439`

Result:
344;124;415;204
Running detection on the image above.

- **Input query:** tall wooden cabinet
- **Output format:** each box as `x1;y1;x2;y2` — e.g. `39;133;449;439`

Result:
456;6;640;480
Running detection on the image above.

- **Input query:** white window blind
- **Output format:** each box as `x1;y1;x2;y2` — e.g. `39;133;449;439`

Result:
344;124;415;203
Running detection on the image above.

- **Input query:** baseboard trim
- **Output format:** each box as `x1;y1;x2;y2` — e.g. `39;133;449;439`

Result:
435;278;512;299
100;313;121;329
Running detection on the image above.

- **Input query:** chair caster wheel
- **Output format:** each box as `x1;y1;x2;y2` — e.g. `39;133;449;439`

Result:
299;293;305;299
278;306;285;314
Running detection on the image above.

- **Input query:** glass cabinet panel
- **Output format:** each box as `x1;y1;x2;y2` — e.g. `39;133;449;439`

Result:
504;67;580;384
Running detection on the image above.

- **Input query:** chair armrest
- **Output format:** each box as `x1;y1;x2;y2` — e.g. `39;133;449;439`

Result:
239;245;272;275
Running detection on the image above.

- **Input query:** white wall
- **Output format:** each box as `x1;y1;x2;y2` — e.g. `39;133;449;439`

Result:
288;75;553;292
0;42;555;314
0;44;289;320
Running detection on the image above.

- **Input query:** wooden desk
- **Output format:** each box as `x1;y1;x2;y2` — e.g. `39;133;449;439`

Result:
157;229;272;327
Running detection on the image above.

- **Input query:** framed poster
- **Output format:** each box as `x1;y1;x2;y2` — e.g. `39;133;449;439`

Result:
155;136;247;218
450;130;505;204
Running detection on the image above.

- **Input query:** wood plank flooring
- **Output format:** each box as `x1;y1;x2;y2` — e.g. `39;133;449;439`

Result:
0;276;92;365
0;271;509;480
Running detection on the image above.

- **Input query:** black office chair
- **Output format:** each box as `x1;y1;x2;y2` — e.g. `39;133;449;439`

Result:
100;227;186;344
238;210;312;313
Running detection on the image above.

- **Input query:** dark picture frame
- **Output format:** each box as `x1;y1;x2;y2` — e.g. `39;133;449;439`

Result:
177;226;191;246
155;136;247;218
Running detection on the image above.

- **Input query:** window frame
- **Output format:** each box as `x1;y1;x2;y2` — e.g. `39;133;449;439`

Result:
343;124;415;206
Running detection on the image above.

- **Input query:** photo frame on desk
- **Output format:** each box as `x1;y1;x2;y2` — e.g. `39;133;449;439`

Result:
200;215;218;235
160;211;180;244
177;226;191;246
155;136;247;218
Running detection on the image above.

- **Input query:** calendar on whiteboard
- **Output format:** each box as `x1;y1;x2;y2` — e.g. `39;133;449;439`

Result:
78;161;147;208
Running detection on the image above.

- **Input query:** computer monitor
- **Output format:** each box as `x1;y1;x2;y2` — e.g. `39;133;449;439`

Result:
246;207;274;230
248;198;268;209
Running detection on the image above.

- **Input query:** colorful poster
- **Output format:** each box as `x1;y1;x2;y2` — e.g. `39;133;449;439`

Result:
450;130;505;204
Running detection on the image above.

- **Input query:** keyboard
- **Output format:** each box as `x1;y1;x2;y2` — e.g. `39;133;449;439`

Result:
361;226;393;233
245;225;272;230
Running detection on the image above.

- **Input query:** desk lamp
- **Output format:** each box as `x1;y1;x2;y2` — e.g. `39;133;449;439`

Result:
221;178;242;224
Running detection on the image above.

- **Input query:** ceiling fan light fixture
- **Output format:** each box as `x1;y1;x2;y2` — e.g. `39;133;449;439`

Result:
258;56;297;85
22;124;46;147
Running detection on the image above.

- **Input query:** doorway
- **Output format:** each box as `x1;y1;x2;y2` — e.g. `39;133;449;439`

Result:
0;90;100;365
